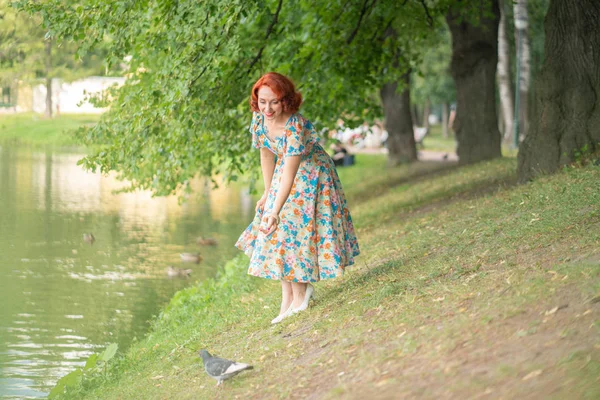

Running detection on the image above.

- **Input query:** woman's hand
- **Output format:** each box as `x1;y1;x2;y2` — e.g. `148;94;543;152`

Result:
255;193;267;212
260;213;279;236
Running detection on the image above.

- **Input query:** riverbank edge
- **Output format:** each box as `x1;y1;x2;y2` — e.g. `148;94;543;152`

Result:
50;156;600;399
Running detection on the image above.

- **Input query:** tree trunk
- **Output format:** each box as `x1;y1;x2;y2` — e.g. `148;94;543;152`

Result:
380;71;417;166
442;102;449;138
422;99;431;129
45;39;52;118
411;104;420;126
514;0;531;139
517;0;600;182
497;0;515;143
446;0;502;165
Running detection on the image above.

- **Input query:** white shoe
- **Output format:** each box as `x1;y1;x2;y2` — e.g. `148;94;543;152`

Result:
292;284;314;313
271;303;294;324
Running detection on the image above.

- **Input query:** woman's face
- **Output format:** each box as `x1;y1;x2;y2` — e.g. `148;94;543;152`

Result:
257;86;283;121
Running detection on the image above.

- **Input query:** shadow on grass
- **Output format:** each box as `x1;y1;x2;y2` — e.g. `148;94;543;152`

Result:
349;160;460;205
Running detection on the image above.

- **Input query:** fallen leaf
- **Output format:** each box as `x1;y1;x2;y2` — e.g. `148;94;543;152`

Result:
433;296;445;302
522;369;542;381
376;379;389;387
545;306;559;316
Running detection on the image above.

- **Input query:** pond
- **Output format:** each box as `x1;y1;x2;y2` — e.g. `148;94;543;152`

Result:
0;146;254;399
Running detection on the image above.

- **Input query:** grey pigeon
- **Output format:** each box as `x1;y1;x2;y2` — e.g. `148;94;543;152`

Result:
199;350;253;386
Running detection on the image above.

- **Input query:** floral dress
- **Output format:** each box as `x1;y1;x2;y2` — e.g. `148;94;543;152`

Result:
235;112;360;282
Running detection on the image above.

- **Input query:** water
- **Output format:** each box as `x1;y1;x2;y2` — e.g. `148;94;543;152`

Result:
0;146;254;398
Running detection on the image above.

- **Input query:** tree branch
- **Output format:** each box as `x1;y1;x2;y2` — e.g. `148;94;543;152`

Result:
191;12;211;64
346;0;377;45
190;25;227;87
418;0;434;27
371;17;394;43
246;0;283;75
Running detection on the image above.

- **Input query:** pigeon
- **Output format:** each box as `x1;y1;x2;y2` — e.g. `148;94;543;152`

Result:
199;350;253;386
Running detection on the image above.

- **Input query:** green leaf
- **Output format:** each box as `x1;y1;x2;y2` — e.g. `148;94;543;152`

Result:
84;353;98;370
100;343;118;362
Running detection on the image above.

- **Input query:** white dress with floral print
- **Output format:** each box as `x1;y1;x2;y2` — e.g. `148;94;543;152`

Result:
235;112;360;282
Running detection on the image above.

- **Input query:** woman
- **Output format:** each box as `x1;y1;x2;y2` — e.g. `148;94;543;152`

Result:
235;72;360;324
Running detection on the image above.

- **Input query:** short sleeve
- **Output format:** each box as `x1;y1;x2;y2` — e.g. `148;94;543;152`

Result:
284;114;306;157
249;112;261;149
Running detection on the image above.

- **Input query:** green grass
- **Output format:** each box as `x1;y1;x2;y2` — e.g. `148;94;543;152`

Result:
420;125;523;158
53;155;600;399
0;113;99;147
421;124;456;152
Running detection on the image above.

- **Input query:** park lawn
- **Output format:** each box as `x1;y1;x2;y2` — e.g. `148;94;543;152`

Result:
420;125;520;159
0;113;99;147
421;124;456;153
66;155;599;400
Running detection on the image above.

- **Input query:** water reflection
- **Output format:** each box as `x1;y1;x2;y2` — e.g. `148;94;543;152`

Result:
0;146;254;398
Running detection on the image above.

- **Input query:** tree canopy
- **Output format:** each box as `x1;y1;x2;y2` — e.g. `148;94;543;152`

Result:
2;1;114;82
14;0;453;195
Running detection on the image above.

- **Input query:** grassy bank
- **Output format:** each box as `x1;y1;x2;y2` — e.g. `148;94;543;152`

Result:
56;155;599;399
0;113;99;147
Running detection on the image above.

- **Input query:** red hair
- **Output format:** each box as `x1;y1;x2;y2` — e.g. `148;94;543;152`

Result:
250;72;302;113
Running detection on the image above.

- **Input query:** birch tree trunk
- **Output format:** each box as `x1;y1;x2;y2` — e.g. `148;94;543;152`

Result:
514;0;531;139
517;0;600;182
497;0;514;143
45;39;52;118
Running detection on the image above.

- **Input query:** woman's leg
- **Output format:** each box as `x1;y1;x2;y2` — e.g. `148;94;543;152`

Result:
280;281;293;315
291;282;308;309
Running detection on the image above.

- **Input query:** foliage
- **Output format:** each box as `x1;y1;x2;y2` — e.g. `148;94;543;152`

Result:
13;0;456;195
1;0;120;90
411;22;455;107
48;343;118;399
0;0;44;85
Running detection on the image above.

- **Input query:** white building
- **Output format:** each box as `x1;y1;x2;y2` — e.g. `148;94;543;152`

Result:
25;76;125;114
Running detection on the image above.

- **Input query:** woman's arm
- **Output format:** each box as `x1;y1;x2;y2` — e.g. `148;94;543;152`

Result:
260;147;276;195
271;155;301;215
262;155;301;234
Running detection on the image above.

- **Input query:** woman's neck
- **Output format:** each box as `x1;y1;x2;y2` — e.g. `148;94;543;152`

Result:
266;112;291;126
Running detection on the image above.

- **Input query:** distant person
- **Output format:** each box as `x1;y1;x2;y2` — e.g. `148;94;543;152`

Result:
331;141;353;167
235;72;360;324
448;104;457;133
